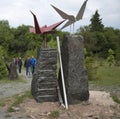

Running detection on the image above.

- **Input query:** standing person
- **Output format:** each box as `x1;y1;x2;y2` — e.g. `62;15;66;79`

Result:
30;56;36;74
18;57;22;73
24;56;31;77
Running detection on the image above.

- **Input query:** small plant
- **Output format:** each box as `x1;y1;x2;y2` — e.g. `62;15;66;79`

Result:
7;107;16;112
7;91;33;112
0;102;5;107
48;110;60;118
107;49;115;67
112;95;120;104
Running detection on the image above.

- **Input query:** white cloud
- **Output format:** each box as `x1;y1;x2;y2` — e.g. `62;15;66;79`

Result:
0;0;120;31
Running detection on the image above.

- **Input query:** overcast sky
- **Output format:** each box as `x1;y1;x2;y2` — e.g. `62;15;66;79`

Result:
0;0;120;32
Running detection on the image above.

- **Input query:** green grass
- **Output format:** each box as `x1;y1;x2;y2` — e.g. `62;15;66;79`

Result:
48;110;60;118
0;90;32;112
0;101;6;107
11;91;32;107
89;60;120;86
0;76;27;83
112;95;120;104
0;91;33;112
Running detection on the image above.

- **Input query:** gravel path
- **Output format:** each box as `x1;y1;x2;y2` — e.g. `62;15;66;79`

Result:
0;70;32;99
0;70;32;119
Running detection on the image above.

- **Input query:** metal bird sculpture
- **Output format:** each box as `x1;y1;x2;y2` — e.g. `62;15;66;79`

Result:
30;11;65;34
51;0;88;32
30;11;65;47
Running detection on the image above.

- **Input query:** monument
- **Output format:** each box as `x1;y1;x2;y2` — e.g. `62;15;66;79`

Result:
58;35;89;104
30;11;64;102
31;0;89;106
52;0;89;104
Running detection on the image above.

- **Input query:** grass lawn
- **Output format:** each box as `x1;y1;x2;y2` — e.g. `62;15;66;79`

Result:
89;59;120;86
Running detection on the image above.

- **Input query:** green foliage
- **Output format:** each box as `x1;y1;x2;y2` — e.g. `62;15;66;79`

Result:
9;25;41;56
90;10;104;32
107;49;115;67
77;21;120;60
48;38;57;49
0;46;8;79
85;56;98;80
0;20;14;52
24;48;37;59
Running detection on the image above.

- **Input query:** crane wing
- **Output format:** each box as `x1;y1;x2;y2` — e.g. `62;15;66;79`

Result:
30;11;41;34
51;4;74;20
76;0;88;21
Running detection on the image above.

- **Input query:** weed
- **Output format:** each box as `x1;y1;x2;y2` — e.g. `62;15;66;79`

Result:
7;91;33;113
112;95;120;104
0;102;5;107
48;110;60;118
7;107;16;112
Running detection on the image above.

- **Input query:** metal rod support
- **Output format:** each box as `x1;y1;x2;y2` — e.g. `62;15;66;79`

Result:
56;36;68;109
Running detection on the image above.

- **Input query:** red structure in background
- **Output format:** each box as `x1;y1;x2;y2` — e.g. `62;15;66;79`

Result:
30;11;65;47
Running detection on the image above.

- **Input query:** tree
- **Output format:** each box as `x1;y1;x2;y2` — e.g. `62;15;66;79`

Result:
0;20;14;51
0;46;8;79
90;10;104;32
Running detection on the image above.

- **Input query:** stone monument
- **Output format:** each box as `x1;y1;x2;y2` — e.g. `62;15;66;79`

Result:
31;48;58;102
58;35;89;104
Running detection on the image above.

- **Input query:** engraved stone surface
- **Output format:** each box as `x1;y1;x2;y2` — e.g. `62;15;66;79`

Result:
59;35;89;104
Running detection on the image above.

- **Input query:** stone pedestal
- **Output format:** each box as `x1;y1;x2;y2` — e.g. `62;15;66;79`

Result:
59;35;89;104
31;48;58;102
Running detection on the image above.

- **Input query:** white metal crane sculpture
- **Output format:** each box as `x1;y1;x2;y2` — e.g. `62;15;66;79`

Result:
51;0;88;33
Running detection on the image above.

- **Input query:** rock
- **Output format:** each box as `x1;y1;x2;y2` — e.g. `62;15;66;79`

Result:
9;62;18;80
31;48;58;102
58;35;89;104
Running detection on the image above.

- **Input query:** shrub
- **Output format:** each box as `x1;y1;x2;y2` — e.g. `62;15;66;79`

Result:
85;56;98;80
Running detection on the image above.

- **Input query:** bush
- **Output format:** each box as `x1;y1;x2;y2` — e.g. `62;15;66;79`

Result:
0;46;8;79
85;56;98;80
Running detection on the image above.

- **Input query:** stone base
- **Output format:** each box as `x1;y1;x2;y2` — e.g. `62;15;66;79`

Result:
31;48;58;102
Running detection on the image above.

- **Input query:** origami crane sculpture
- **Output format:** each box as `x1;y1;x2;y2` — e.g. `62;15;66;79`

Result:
51;0;88;32
30;11;65;47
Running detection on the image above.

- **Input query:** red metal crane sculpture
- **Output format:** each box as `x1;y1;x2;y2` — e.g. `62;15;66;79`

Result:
30;11;65;47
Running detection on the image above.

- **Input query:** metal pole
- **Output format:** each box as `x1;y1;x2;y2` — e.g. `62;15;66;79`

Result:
56;36;68;109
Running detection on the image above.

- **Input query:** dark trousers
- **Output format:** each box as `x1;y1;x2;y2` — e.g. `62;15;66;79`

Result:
18;65;22;73
31;65;35;74
26;67;30;76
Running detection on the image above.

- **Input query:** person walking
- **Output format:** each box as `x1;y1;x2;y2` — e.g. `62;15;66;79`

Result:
24;56;31;77
30;56;36;74
18;57;22;73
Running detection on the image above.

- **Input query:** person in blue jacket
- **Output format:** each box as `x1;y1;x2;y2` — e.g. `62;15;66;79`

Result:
30;56;36;74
